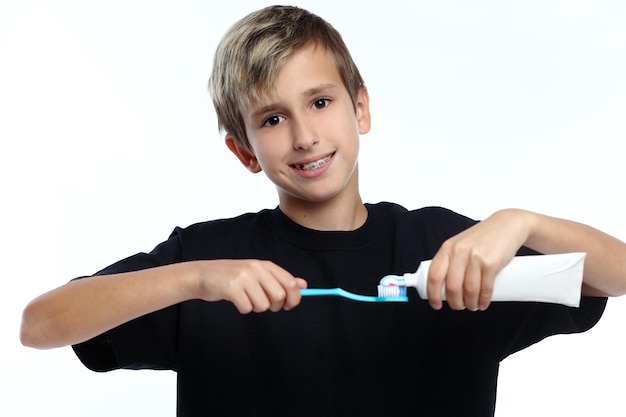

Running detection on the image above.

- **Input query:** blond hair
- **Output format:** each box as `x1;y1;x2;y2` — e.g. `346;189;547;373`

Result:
208;5;365;149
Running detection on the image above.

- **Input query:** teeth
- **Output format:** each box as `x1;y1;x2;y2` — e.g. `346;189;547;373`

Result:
294;155;331;170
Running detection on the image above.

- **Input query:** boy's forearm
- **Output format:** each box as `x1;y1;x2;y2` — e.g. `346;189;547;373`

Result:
519;209;626;297
20;262;203;350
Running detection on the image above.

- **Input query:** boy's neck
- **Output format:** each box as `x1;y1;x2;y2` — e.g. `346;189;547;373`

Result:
278;190;367;232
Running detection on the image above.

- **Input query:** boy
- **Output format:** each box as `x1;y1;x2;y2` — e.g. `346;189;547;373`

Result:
20;5;626;416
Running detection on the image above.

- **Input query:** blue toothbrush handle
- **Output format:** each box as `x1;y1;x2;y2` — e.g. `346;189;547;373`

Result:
300;288;407;303
300;288;337;296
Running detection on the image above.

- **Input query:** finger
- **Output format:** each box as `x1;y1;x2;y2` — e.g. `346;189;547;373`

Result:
229;286;255;314
267;266;304;311
463;259;482;311
225;261;272;313
282;278;308;311
260;277;288;312
427;254;449;310
444;255;467;311
244;282;273;313
229;261;286;313
477;265;497;311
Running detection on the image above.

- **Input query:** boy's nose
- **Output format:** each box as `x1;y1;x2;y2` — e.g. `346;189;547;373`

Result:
291;117;319;150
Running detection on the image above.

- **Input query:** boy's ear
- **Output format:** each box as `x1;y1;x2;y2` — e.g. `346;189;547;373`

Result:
225;135;262;173
356;87;371;135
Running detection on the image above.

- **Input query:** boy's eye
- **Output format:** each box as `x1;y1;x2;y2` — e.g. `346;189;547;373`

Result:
312;98;330;109
263;115;285;127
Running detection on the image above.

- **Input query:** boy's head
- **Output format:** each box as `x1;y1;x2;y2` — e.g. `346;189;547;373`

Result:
208;5;365;150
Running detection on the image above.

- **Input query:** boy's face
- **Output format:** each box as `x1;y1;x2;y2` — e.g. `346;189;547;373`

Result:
227;44;371;209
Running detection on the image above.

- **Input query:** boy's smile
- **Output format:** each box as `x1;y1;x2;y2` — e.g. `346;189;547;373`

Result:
227;43;371;229
290;151;335;177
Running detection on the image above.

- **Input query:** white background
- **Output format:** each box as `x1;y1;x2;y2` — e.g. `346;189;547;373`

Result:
1;0;625;415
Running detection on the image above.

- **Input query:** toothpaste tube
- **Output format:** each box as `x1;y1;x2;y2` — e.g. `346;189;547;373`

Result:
379;253;586;307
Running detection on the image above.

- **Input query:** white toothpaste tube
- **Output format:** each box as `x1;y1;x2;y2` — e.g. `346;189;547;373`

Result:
386;252;586;307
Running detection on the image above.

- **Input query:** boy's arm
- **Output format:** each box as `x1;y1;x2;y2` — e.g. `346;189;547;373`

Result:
20;260;306;350
427;209;626;311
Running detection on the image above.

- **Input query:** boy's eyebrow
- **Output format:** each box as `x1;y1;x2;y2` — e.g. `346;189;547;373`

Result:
251;104;281;120
250;84;338;119
301;83;337;97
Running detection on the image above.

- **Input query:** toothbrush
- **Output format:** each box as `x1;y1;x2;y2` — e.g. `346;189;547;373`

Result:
377;253;586;307
301;287;408;303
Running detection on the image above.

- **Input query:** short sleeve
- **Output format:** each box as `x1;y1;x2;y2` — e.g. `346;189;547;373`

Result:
71;229;185;371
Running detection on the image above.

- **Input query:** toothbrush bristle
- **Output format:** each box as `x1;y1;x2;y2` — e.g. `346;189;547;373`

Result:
377;285;407;297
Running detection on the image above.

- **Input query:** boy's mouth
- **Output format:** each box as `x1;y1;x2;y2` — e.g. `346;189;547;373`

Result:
292;153;334;171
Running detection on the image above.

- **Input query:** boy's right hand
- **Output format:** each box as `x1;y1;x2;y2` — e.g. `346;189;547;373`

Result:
195;259;308;314
20;259;307;350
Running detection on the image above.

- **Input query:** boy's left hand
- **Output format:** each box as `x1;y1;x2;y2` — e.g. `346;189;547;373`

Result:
427;209;531;311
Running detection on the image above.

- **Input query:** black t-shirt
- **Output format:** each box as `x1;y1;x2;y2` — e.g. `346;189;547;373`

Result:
73;203;606;416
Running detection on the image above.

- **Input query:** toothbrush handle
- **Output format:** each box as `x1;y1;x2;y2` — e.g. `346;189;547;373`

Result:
300;288;335;296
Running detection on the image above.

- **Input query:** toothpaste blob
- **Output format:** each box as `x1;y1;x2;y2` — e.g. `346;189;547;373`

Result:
378;253;586;307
